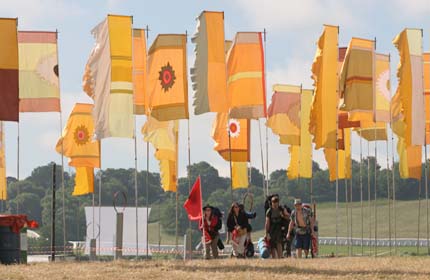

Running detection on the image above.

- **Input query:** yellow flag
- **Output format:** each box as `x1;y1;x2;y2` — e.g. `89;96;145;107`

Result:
397;138;422;180
286;89;313;179
309;25;338;149
56;103;100;168
355;121;387;141
393;29;425;146
0;122;6;200
191;11;227;115
227;32;266;119
374;53;391;122
147;34;188;121
72;167;94;196
132;29;147;115
339;38;375;122
83;15;134;139
324;128;351;182
142;116;179;192
232;162;248;190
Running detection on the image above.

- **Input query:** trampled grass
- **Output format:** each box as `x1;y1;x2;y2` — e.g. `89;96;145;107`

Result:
2;257;430;279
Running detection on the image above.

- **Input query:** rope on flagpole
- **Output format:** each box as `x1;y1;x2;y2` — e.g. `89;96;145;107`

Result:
145;24;150;260
418;179;422;255
98;169;102;256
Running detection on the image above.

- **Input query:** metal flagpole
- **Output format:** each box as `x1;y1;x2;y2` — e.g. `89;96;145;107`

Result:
263;28;269;195
228;119;234;200
374;127;378;257
345;178;349;256
388;53;397;255
367;141;371;255
335;25;340;257
187;119;192;259
386;139;392;255
145;24;150;259
258;120;266;197
418;179;422;255
349;136;353;256
146;141;150;258
16;122;19;214
421;32;429;255
98;169;102;256
359;130;364;255
133;116;139;259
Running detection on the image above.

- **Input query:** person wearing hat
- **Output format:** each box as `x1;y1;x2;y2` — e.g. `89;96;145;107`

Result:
265;195;285;258
199;204;220;259
287;198;315;258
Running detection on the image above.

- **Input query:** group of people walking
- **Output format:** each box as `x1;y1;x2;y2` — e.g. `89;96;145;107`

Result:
199;195;316;259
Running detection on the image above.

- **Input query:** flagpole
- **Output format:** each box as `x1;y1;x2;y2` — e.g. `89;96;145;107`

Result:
359;130;364;255
133;115;139;259
386;138;392;255
257;121;267;198
52;30;67;254
199;177;207;259
228;120;234;200
373;127;378;257
367;141;371;255
345;177;349;256
98;168;102;256
145;24;150;260
349;135;353;256
187;119;192;259
418;179;422;255
421;33;429;256
388;53;397;255
335;25;340;257
16;122;19;214
263;28;269;195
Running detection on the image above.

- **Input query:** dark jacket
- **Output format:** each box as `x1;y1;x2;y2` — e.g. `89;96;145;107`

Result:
227;211;251;233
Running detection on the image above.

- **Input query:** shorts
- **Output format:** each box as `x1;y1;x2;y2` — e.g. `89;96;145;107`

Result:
294;233;311;250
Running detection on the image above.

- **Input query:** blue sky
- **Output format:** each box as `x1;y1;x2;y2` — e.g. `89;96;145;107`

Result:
1;0;429;179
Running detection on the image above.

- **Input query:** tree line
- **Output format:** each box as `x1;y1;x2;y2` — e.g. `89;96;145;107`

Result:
1;158;428;247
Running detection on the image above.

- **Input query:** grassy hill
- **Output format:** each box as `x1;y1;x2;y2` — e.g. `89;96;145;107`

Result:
148;199;430;245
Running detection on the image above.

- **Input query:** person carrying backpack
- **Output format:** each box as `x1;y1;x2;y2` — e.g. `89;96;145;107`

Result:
227;202;251;258
265;195;284;258
287;198;315;258
199;204;221;259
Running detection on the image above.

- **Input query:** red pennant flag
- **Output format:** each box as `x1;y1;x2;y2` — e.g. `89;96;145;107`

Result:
183;176;202;221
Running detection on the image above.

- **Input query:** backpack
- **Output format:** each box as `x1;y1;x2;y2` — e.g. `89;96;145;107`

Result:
211;207;223;231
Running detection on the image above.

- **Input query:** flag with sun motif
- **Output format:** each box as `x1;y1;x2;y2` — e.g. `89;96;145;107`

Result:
212;112;250;162
0;122;6;200
147;34;189;121
56;103;100;195
18;31;60;112
56;103;100;168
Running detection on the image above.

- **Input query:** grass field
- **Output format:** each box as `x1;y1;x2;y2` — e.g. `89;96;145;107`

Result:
149;199;430;245
2;257;430;279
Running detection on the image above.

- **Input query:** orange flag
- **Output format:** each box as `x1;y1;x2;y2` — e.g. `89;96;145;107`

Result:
147;34;188;121
191;11;227;115
212;113;250;162
132;28;147;115
309;25;338;149
226;32;266;119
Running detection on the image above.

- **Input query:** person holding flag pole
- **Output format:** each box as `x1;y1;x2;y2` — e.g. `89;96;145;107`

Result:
184;176;222;259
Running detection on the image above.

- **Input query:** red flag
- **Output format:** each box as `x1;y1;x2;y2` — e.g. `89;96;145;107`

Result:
183;176;202;221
